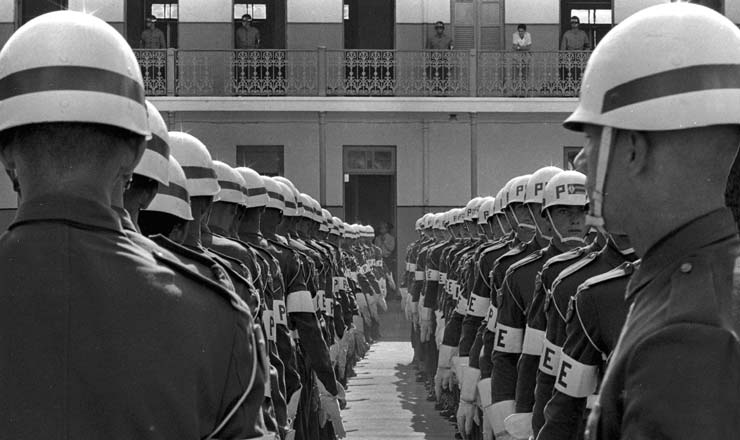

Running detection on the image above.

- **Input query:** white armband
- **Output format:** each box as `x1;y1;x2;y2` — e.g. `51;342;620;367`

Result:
522;326;545;356
486;305;498;332
273;299;287;326
554;352;599;398
538;338;562;376
287;290;315;314
415;270;425;281
467;293;490;317
427;269;440;281
493;323;524;353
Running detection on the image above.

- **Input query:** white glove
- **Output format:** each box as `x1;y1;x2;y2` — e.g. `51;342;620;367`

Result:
483;400;516;440
481;411;494;440
441;366;454;390
410;301;419;327
355;293;370;320
367;294;379;320
378;294;388;312
329;344;339;367
286;387;302;429
504;413;533;440
434;367;447;400
435;311;445;348
457;401;477;438
318;394;346;438
419;307;434;342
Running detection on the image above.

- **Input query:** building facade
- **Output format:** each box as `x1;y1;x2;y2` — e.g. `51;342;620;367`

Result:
1;0;738;276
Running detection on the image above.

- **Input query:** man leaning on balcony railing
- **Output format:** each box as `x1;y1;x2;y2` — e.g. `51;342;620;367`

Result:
511;24;532;95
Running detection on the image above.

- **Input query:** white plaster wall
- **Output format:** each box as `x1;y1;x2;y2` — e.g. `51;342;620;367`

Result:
0;0;14;22
68;0;124;22
288;0;343;23
614;0;667;23
726;0;740;23
505;0;559;24
396;0;451;24
179;0;232;22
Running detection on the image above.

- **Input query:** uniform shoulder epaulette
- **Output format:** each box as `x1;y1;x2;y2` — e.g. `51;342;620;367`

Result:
207;247;257;283
267;237;298;253
481;240;509;255
551;250;600;293
148;242;251;315
506;248;546;276
542;245;590;271
576;260;639;295
151;234;227;268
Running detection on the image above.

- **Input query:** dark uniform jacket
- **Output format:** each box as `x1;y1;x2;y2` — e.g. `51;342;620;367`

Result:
492;240;558;403
532;242;636;433
538;260;637;440
587;209;740;440
515;243;594;414
0;195;266;439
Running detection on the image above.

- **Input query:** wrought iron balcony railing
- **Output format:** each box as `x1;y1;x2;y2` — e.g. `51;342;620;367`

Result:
134;48;589;98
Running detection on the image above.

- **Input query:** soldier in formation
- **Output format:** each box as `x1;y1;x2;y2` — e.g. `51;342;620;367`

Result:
402;3;740;440
0;10;388;440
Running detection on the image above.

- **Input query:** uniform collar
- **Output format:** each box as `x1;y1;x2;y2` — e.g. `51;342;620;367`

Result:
112;206;139;233
626;208;737;299
11;194;123;233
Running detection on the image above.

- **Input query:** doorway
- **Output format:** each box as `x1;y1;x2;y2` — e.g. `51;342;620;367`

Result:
343;146;397;278
343;0;394;49
18;0;67;26
233;0;286;49
561;0;613;48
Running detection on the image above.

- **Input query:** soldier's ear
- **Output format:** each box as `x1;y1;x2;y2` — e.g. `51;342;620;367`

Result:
621;129;649;177
119;136;147;176
0;140;17;171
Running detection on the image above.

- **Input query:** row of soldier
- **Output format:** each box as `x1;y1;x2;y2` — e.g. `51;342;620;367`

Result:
401;169;634;440
0;11;390;440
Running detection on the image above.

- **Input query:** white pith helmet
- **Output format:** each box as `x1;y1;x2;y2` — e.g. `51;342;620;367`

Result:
261;176;285;211
524;166;563;205
145;156;193;221
505;175;532;208
212;161;246;205
236;167;269;208
542;171;588;212
276;181;297;216
168;131;219;198
478;197;496;225
0;11;149;137
133;101;170;185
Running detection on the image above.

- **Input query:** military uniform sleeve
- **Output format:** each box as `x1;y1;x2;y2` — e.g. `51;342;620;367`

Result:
538;292;599;440
214;313;268;439
491;275;522;403
515;273;547;413
285;255;338;396
459;256;492;356
620;324;740;439
468;321;487;370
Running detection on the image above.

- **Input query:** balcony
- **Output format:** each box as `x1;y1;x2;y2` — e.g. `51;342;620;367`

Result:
135;48;589;98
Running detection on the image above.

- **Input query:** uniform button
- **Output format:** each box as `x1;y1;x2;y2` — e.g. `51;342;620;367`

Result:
680;262;692;273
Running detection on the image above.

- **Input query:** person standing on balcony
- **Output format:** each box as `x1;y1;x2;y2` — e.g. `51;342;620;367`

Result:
426;22;453;93
427;21;453;49
560;17;590;51
236;14;261;49
559;16;590;90
140;15;166;49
